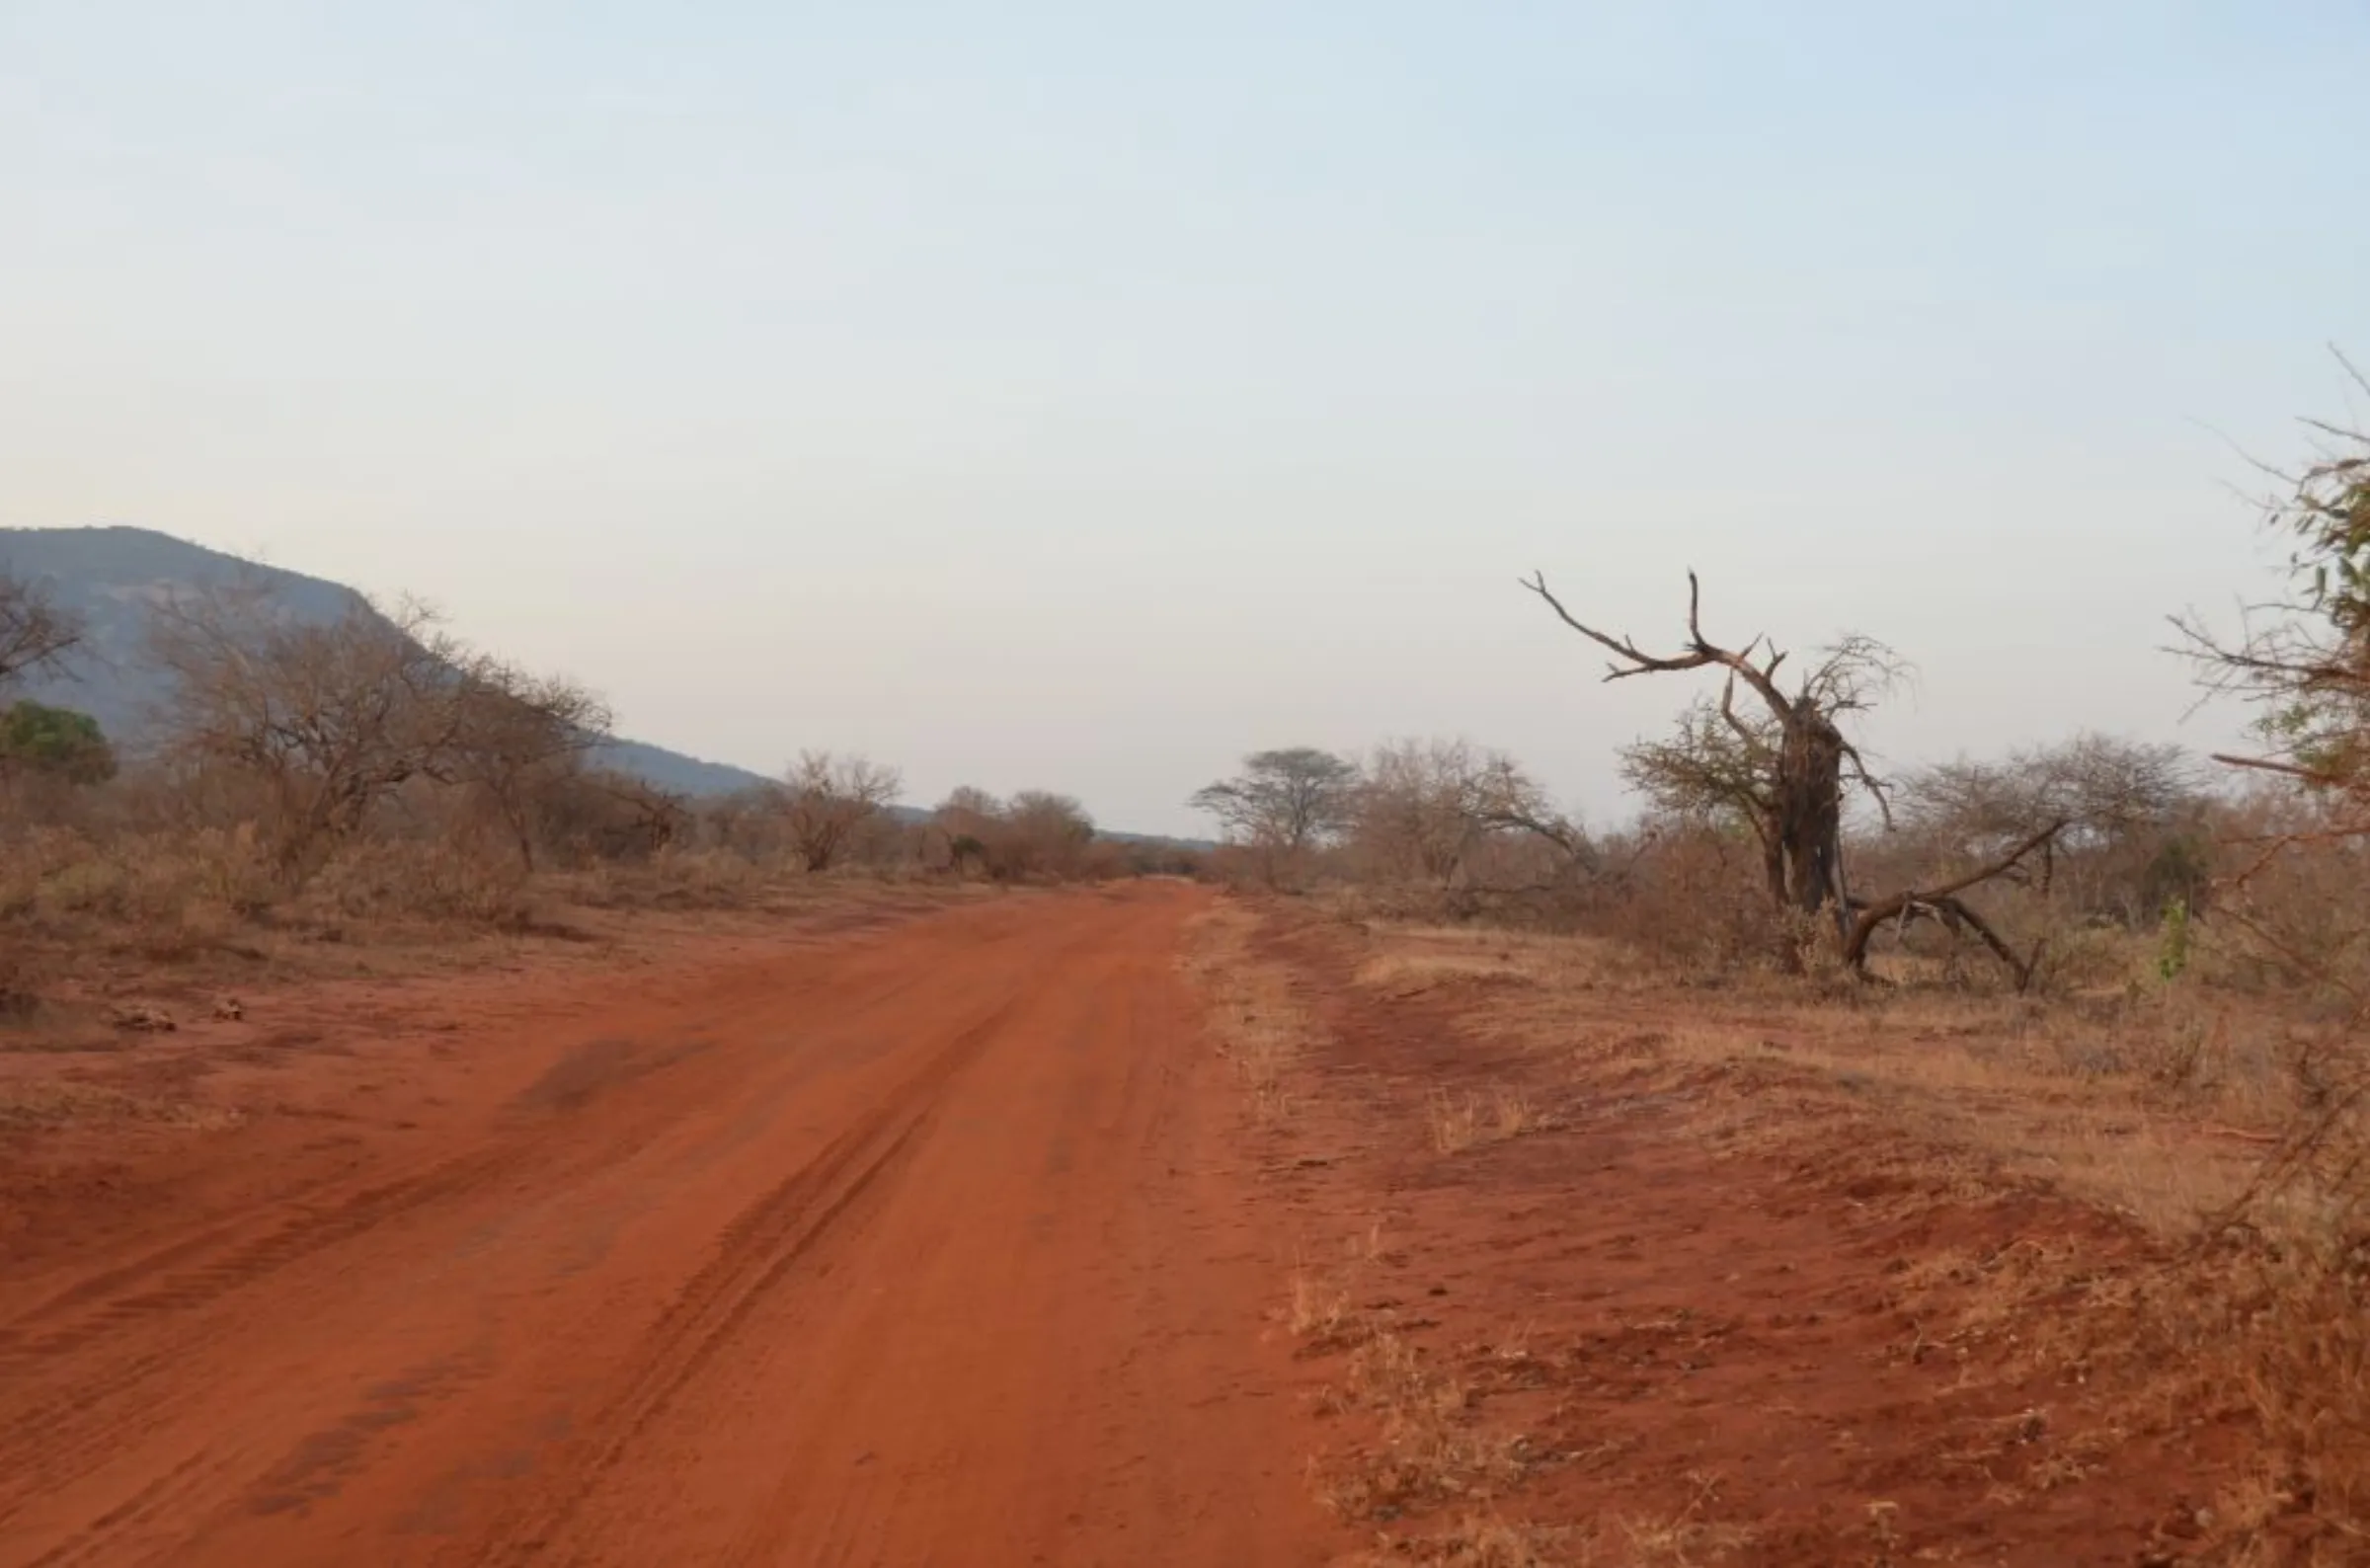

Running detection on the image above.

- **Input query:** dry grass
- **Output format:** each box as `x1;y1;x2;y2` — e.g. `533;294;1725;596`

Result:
1333;906;2370;1556
1426;1090;1482;1154
1348;919;2287;1240
1427;1087;1543;1155
2132;1230;2370;1564
1180;902;1312;1122
1194;914;1563;1550
1314;1329;1532;1526
0;1078;242;1133
1289;1267;1364;1347
1346;1515;1575;1566
1606;1510;1758;1567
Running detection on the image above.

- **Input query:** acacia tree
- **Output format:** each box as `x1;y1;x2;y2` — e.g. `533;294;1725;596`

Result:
1899;735;2207;928
781;750;903;872
1528;571;2060;980
2172;377;2370;1381
1189;747;1360;857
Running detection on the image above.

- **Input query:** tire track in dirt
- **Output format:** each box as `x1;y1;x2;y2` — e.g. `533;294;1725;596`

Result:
0;886;1330;1568
471;998;1017;1565
0;907;1039;1564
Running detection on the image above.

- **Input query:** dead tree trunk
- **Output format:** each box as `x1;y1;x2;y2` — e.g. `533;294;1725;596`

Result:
1525;570;1867;935
1526;569;2061;986
1778;708;1850;931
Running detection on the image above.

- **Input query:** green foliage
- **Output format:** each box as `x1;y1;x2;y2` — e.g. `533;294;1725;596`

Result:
0;700;116;784
2156;896;2192;984
2262;414;2370;793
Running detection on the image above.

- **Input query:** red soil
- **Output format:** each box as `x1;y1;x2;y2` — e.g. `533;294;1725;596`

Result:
0;885;1333;1566
0;889;2249;1565
1250;911;2238;1567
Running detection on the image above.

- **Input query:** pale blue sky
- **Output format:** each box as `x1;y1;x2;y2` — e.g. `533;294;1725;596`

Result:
5;4;2365;833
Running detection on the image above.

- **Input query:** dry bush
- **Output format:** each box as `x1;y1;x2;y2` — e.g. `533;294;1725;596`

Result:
1315;1331;1530;1526
779;750;902;873
2139;1228;2370;1562
0;824;276;929
2141;383;2370;1553
1568;823;1778;976
923;786;1113;883
1347;1517;1572;1568
290;839;534;926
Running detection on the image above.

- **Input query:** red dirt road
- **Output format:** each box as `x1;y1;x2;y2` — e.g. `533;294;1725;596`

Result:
0;886;1329;1566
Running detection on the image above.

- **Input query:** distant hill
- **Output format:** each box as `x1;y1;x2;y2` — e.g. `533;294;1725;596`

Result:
0;525;774;798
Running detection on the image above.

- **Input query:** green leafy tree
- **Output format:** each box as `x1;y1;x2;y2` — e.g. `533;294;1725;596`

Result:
2182;360;2370;809
0;700;116;784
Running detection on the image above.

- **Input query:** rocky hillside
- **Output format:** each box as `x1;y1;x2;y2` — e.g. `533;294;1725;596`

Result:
0;525;772;797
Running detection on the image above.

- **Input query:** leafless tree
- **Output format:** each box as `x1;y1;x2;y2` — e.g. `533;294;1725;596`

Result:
1526;570;1901;931
147;585;470;879
147;581;608;882
781;750;903;873
0;572;83;690
1354;738;1573;884
442;660;613;870
542;769;689;865
1526;570;2065;980
922;786;1101;881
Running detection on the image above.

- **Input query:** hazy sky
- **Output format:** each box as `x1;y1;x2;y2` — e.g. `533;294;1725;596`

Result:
6;4;2367;834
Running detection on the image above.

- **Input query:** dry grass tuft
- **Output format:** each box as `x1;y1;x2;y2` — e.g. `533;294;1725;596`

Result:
1288;1267;1369;1351
1427;1091;1482;1154
0;1078;242;1133
1426;1086;1544;1156
1315;1330;1533;1526
1347;1515;1575;1566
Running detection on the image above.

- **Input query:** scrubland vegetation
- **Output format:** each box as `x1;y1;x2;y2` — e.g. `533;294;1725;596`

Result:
4;374;2365;1560
1177;382;2370;1561
0;570;1196;1030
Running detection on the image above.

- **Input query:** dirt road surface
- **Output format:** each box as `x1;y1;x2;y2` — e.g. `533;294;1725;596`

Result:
0;886;1330;1567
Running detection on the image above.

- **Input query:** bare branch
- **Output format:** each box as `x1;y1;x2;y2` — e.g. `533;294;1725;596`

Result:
1844;820;2068;979
0;573;84;690
1522;570;1791;716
